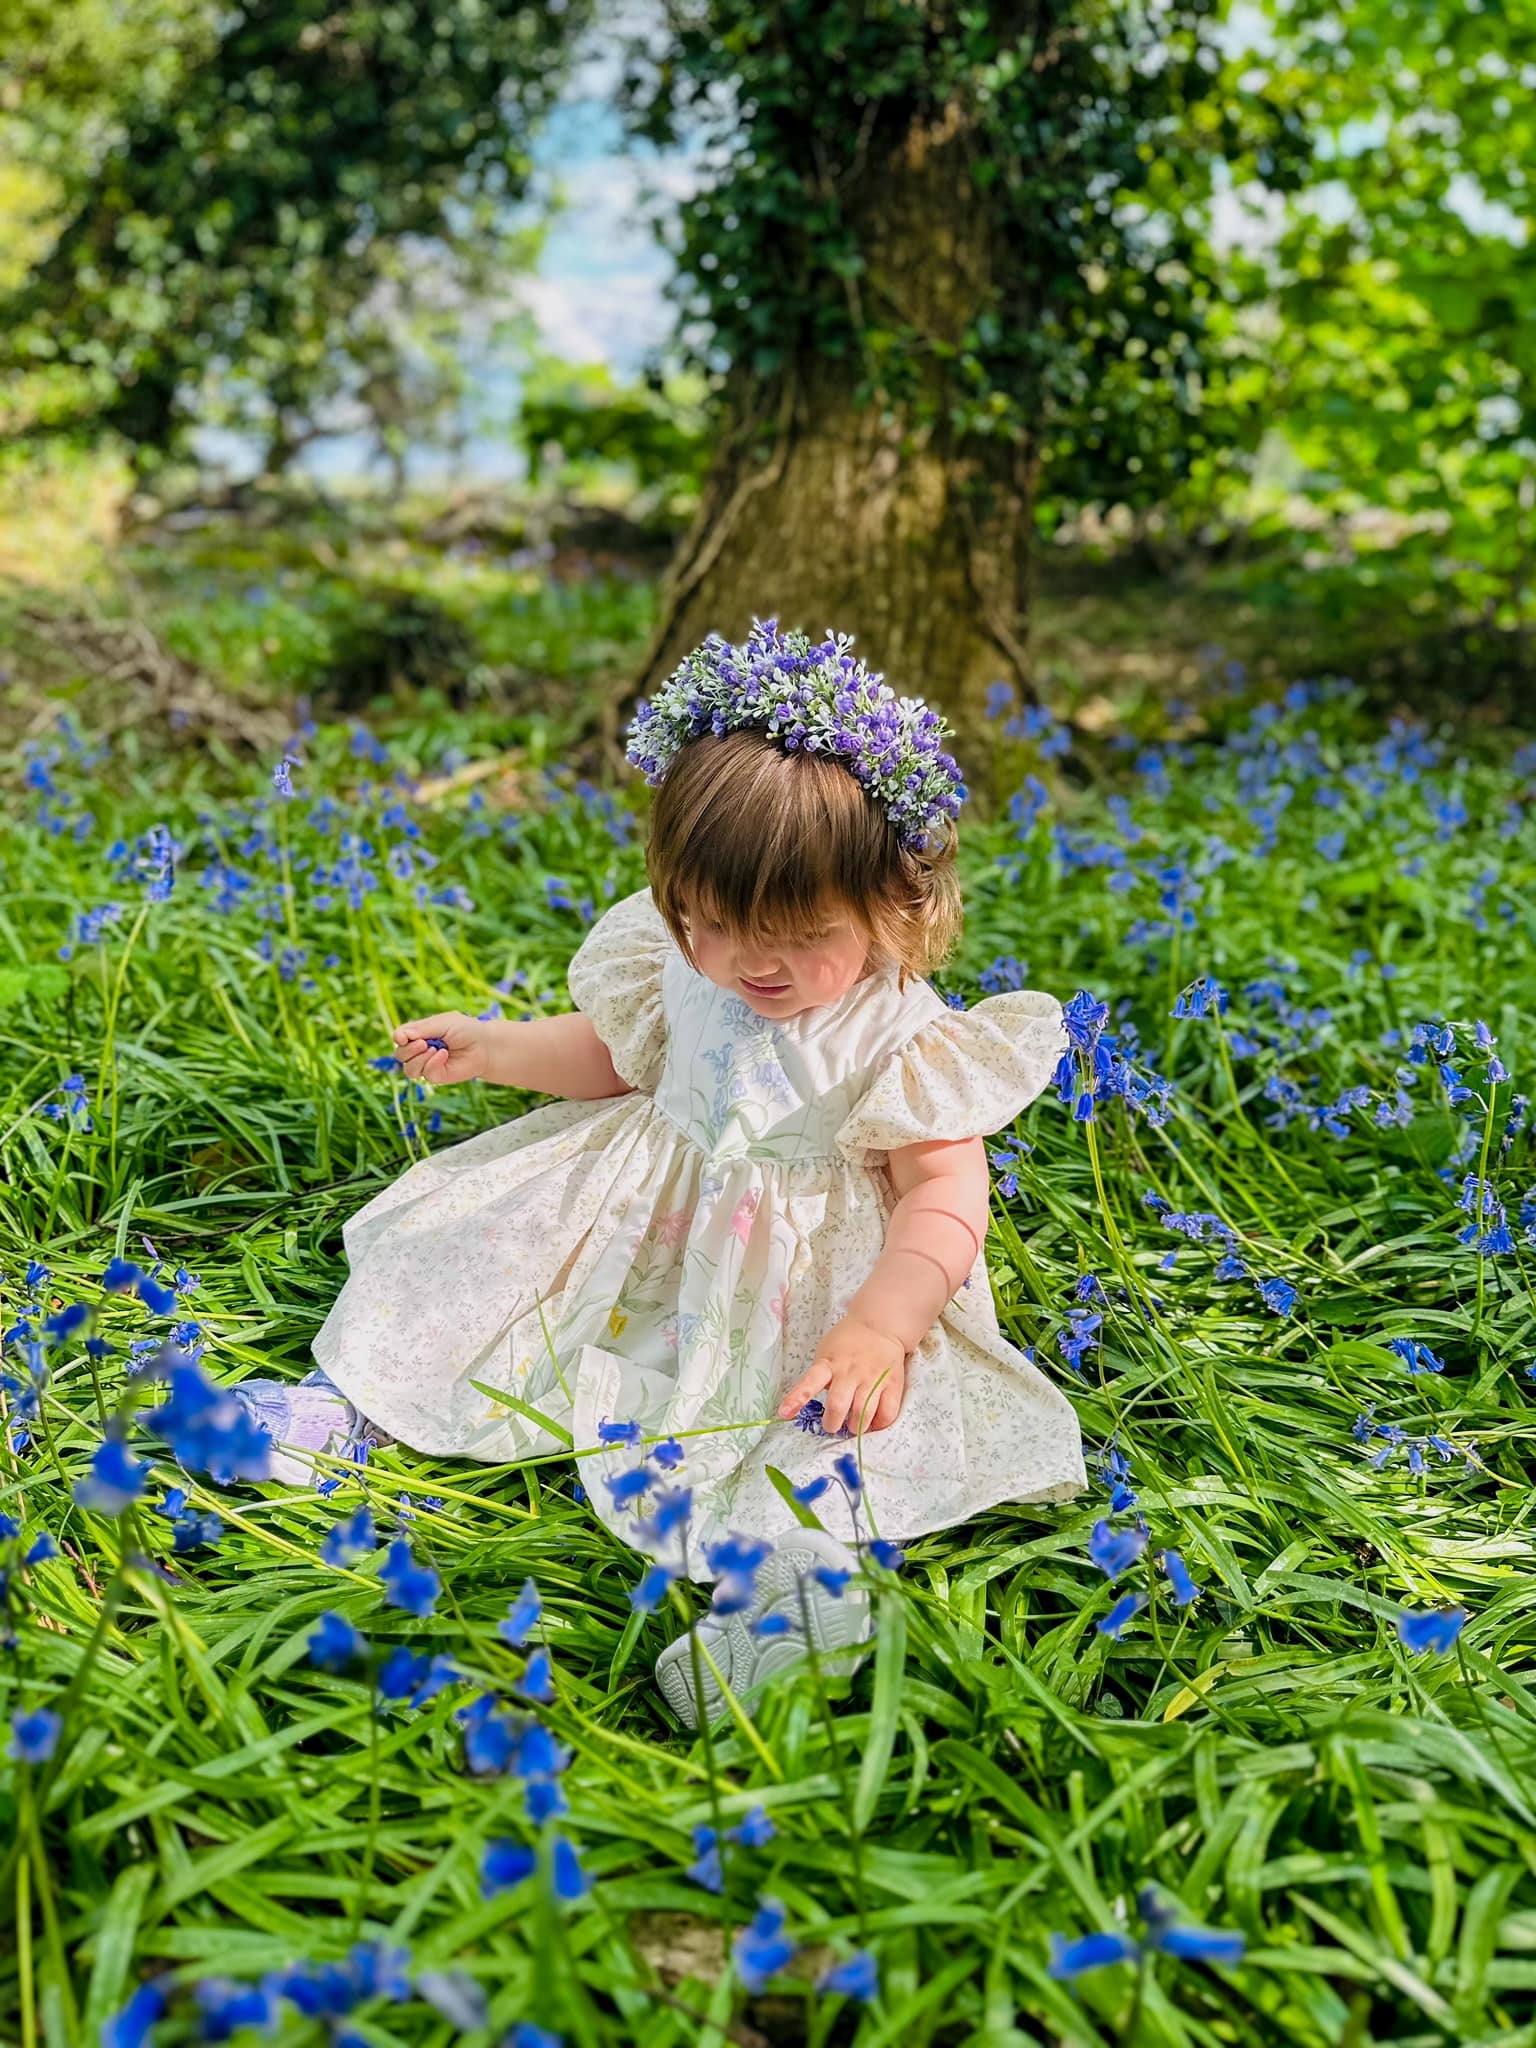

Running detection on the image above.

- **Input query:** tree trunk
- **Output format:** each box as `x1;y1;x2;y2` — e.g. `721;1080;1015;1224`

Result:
625;97;1037;795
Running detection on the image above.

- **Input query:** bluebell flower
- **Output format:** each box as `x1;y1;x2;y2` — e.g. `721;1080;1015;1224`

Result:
833;1451;862;1495
1046;1930;1140;1979
1074;1272;1107;1304
1171;976;1230;1020
74;1437;151;1516
1397;1605;1467;1654
376;1647;429;1702
380;1537;439;1618
550;1835;589;1902
9;1707;62;1762
25;1259;50;1291
813;1564;852;1599
820;1949;879;2002
642;1485;694;1542
525;1777;569;1825
150;1356;272;1483
482;1840;537;1897
499;1578;542;1646
171;1510;222;1553
1097;1592;1147;1639
307;1611;368;1673
630;1562;678;1614
1256;1276;1298;1317
507;2028;562;2048
1089;1519;1147;1581
321;1507;378;1569
688;1825;725;1892
0;1510;18;1539
195;1980;276;2041
868;1539;905;1571
1138;1888;1246;1964
137;1273;177;1316
156;1487;189;1519
597;1417;643;1447
651;1436;686;1470
43;1302;90;1342
731;1805;775;1848
514;1649;556;1705
733;1896;796;1993
605;1465;652;1508
1162;1551;1201;1605
272;757;297;798
791;1475;831;1506
458;1694;515;1775
101;1982;166;2048
752;1612;795;1639
23;1532;58;1566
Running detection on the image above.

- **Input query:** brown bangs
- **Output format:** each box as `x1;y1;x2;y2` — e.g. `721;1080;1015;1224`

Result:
645;728;962;979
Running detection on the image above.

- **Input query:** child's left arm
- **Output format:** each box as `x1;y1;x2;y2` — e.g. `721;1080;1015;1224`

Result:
778;1136;991;1435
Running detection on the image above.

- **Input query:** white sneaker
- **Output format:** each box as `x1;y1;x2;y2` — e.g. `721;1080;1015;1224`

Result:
230;1370;391;1489
653;1527;874;1729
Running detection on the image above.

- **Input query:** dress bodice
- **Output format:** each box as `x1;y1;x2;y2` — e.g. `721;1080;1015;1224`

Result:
651;951;944;1167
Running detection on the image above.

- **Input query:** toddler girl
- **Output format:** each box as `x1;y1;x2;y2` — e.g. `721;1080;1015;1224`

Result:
239;622;1086;1723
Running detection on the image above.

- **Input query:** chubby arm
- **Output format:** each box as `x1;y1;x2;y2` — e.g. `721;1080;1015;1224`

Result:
393;1009;633;1101
777;1135;991;1433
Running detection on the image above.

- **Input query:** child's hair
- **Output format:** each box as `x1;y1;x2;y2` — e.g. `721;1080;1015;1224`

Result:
646;729;962;980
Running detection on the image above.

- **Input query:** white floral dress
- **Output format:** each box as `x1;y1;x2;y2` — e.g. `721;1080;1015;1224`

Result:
313;889;1086;1569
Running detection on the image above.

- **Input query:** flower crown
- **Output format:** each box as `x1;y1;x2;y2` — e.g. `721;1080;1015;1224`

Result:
625;619;966;850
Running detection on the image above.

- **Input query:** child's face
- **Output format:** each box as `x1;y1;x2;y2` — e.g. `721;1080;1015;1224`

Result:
687;903;872;1017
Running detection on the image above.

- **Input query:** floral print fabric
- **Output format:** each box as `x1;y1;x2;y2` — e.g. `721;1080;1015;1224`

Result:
313;889;1086;1571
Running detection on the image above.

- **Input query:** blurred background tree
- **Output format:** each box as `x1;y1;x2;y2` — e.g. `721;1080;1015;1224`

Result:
0;0;1531;732
0;0;585;481
617;0;1309;745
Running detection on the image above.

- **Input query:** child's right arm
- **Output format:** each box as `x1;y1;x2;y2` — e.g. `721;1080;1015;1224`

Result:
392;1010;632;1101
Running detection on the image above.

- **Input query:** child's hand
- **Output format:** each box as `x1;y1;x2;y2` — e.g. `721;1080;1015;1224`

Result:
778;1316;907;1434
392;1011;487;1085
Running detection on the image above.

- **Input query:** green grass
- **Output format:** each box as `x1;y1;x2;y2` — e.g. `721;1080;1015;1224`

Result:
2;660;1536;2048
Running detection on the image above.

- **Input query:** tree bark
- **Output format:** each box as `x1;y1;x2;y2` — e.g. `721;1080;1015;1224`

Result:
625;94;1038;794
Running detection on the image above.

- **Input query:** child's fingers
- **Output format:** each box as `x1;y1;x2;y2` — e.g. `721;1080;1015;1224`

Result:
778;1363;831;1420
870;1377;904;1432
820;1371;865;1436
394;1011;463;1047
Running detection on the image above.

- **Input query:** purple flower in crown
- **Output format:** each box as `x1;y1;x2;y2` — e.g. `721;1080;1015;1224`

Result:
624;620;966;849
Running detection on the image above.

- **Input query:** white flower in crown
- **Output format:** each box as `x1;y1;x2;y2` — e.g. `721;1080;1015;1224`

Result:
625;619;966;849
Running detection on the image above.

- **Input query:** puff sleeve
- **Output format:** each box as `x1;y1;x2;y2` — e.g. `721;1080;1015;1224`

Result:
566;888;671;1092
836;989;1067;1154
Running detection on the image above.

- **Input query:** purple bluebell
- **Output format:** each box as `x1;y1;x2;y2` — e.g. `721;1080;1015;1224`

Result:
605;1466;652;1508
380;1537;439;1618
499;1578;542;1647
171;1510;222;1553
630;1562;677;1614
74;1437;151;1515
1138;1888;1245;1964
733;1896;796;1993
1097;1592;1147;1639
307;1611;368;1672
514;1649;556;1705
1046;1930;1140;1979
9;1708;61;1762
1256;1276;1298;1317
101;1982;166;2048
1089;1519;1147;1581
482;1841;537;1896
1397;1605;1467;1654
626;622;964;850
1162;1552;1201;1605
550;1835;589;1902
820;1949;879;2001
688;1826;725;1892
597;1417;643;1447
833;1452;862;1495
321;1508;378;1569
195;1981;276;2041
